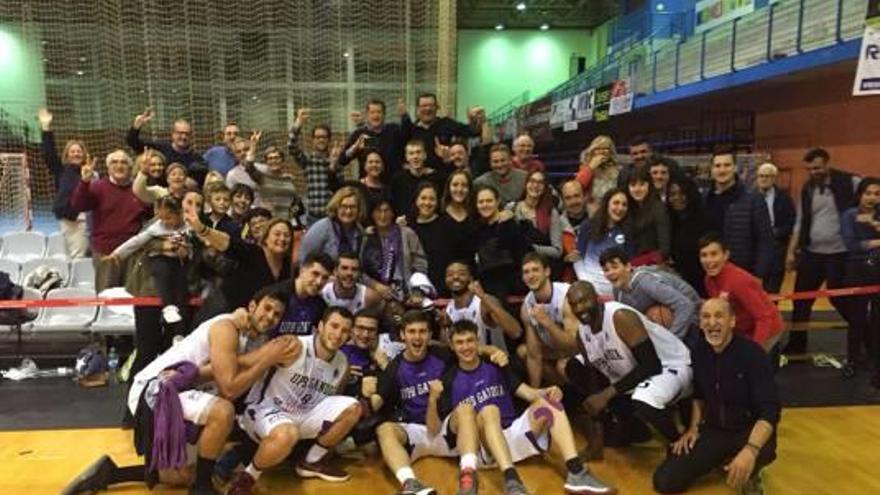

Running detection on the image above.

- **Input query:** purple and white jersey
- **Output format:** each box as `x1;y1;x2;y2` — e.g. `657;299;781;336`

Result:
377;346;452;424
276;292;326;336
321;282;368;314
439;360;522;428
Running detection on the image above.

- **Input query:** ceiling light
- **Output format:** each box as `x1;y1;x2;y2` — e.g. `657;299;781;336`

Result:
516;2;526;11
495;23;505;30
343;51;350;58
540;23;549;30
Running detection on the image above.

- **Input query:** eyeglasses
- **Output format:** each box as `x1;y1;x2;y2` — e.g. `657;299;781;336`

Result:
339;204;358;211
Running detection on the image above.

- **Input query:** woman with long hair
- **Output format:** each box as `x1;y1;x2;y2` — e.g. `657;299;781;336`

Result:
573;188;630;297
667;175;709;295
574;135;619;213
511;170;570;272
473;184;533;301
625;165;671;265
840;177;880;381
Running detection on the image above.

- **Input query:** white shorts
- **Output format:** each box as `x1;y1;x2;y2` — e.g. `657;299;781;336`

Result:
399;416;457;462
630;366;693;410
480;409;550;466
128;382;218;426
239;396;358;442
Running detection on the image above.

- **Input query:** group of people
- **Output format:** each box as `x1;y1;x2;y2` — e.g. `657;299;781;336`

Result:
33;94;879;495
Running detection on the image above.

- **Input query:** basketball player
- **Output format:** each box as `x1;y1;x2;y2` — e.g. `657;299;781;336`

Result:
62;287;295;495
518;252;577;387
225;307;362;494
321;251;383;314
444;260;523;352
365;310;501;495
564;281;692;445
273;252;334;336
599;247;702;341
437;320;615;495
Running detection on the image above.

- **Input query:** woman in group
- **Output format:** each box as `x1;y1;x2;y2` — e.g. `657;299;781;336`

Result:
407;182;466;297
625;164;671;265
133;153;188;204
573;188;630;297
360;199;429;301
510;170;570;274
840;177;880;382
332;149;388;209
38;107;92;257
666;175;708;295
187;212;294;323
473;184;533;302
574;134;619;214
298;186;365;261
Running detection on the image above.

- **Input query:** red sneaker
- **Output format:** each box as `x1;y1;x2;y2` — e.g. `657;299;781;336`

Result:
225;471;255;495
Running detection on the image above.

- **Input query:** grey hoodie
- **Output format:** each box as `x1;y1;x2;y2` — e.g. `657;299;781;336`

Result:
612;266;702;339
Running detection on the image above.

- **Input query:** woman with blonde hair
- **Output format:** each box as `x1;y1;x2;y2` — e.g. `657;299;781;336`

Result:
574;134;619;213
38;107;94;257
298;185;365;260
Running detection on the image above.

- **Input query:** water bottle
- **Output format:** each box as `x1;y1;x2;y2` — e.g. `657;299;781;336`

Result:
107;347;120;382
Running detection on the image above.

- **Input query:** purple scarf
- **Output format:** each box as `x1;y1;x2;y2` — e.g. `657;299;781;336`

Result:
150;361;199;471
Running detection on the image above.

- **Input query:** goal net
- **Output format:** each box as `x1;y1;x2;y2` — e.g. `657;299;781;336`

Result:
0;0;455;232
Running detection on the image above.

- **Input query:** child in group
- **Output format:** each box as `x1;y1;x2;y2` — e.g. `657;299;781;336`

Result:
230;183;255;225
105;195;194;336
203;182;241;237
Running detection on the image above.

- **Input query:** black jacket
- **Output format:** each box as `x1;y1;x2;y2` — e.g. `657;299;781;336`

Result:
796;168;858;249
339;123;404;183
704;181;774;278
41;131;83;221
692;334;780;434
768;186;796;243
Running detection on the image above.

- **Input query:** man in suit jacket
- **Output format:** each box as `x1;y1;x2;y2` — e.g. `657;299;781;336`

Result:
755;163;796;293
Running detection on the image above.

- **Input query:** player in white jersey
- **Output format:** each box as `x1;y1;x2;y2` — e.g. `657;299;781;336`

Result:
444;260;522;353
518;252;578;387
63;288;295;495
564;281;692;446
226;307;362;494
321;251;383;314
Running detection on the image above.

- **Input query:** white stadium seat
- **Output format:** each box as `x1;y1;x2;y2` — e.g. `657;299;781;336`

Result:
31;287;97;333
0;232;47;264
45;232;70;260
0;258;21;284
90;287;135;335
69;258;96;290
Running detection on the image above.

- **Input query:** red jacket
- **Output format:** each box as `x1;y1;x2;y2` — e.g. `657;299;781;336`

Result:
705;262;783;346
70;178;150;255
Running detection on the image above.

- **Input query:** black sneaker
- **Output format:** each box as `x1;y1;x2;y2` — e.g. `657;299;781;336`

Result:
60;455;117;495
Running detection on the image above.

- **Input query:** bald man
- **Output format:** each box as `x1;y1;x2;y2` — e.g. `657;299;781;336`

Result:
563;281;692;449
754;163;795;294
653;299;780;494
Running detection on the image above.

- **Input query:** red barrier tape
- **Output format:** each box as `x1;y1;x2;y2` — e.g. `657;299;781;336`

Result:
2;284;880;310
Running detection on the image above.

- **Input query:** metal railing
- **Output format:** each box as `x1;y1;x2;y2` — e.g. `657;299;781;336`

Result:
491;0;868;125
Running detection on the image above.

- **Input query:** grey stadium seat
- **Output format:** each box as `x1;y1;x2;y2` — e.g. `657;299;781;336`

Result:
31;287;97;333
90;287;135;335
0;232;46;264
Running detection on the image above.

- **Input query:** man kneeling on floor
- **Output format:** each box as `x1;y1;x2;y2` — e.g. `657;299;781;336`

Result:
63;287;296;495
653;298;779;494
436;319;615;495
225;306;363;494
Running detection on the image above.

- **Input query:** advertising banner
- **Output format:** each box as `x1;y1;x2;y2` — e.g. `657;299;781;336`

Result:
695;0;755;33
853;1;880;95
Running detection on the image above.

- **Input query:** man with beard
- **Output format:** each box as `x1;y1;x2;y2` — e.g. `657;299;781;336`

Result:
783;148;861;354
444;261;523;353
226;307;362;494
564;281;692;448
271;252;335;336
321;252;383;314
62;288;296;495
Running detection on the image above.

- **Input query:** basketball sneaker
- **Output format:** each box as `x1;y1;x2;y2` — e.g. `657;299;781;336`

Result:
59;455;116;495
504;477;531;495
295;456;351;482
224;471;255;495
564;468;617;494
398;478;437;495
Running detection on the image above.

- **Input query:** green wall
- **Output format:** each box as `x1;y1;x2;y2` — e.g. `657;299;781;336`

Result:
456;28;606;118
0;23;45;134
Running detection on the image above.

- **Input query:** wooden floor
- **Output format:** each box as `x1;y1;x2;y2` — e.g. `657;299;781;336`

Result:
1;406;878;495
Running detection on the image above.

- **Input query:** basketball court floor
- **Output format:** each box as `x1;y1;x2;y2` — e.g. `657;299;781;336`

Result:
1;405;878;495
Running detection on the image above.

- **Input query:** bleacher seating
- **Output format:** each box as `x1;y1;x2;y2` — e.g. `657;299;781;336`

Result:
45;233;69;260
0;258;21;284
0;232;46;264
68;258;96;290
90;287;135;335
31;287;97;334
